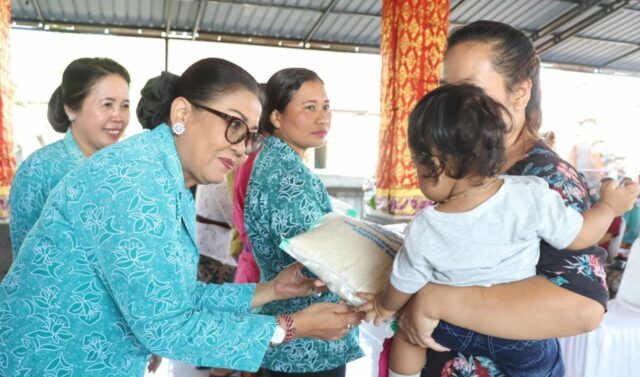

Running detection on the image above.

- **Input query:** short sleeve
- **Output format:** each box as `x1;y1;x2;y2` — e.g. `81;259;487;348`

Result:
389;219;434;294
535;183;584;250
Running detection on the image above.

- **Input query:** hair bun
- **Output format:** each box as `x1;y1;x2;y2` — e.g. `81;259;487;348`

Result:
47;85;70;133
137;71;180;129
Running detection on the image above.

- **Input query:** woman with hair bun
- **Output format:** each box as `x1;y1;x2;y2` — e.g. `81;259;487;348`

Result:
9;57;130;256
0;58;362;377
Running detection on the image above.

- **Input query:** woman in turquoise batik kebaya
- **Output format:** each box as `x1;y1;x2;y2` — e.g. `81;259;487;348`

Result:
9;57;130;257
0;58;362;377
245;68;363;377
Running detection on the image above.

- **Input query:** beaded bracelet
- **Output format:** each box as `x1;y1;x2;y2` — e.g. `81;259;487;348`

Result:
282;313;296;342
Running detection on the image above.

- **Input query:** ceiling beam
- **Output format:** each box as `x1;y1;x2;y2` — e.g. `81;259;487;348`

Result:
599;46;640;68
11;19;379;52
530;0;601;42
450;0;469;14
537;0;631;54
304;0;339;45
192;0;206;40
572;34;640;47
205;0;380;17
30;0;45;24
164;0;176;34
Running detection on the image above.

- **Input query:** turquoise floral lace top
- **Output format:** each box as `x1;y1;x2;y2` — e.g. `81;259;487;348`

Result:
0;125;277;376
246;136;363;373
9;129;85;256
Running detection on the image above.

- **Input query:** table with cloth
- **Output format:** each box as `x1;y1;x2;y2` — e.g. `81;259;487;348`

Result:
559;300;640;377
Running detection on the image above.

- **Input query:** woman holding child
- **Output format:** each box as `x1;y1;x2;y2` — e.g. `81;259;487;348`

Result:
367;20;631;377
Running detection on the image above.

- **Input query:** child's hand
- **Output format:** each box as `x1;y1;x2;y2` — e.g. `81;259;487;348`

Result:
355;292;396;326
600;179;640;215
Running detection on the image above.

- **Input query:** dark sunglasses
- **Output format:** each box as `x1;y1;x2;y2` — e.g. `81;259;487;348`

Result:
189;101;263;155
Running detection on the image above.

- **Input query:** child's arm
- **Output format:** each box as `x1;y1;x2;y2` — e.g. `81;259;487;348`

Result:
378;283;414;315
568;181;639;250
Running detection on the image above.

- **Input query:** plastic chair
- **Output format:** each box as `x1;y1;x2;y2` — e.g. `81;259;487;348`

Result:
617;239;640;311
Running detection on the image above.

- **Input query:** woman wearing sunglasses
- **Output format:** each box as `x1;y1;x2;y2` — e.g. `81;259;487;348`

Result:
244;68;363;377
0;58;362;376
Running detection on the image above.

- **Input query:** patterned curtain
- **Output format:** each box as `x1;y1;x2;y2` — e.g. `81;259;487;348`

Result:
0;0;14;219
375;0;449;216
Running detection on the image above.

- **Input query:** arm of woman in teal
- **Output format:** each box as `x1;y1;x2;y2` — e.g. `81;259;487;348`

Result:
85;159;276;371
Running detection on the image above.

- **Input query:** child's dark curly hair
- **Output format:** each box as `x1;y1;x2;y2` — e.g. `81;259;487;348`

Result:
408;84;511;180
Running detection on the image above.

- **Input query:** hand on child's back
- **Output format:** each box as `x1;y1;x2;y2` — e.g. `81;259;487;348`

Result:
599;179;640;215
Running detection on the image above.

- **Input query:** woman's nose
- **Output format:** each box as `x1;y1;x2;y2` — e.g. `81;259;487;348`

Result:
230;140;245;157
317;111;331;124
112;106;129;122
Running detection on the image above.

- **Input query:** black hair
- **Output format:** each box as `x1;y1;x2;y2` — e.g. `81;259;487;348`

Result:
447;21;542;138
260;68;323;134
47;57;130;133
137;58;260;130
408;84;510;180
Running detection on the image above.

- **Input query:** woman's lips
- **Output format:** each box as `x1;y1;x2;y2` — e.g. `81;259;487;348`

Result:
104;128;122;137
312;131;328;138
219;157;234;170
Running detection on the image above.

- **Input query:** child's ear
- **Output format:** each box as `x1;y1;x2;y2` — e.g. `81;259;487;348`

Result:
510;78;532;111
431;157;446;183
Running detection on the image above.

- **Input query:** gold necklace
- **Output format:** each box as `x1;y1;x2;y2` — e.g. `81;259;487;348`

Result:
438;178;502;204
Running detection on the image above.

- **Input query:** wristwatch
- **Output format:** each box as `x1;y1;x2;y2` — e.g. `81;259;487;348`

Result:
270;322;286;345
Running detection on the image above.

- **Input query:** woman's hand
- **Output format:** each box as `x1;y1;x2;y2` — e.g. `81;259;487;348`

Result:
292;302;364;341
398;308;448;352
397;289;448;350
272;262;325;300
252;262;325;308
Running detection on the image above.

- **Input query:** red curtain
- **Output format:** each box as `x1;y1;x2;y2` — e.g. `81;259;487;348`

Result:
376;0;449;215
0;0;14;218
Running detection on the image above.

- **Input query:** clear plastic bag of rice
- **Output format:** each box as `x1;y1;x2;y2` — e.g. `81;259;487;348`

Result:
280;213;404;305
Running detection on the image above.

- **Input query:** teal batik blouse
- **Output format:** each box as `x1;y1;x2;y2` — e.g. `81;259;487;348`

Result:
245;136;363;373
0;124;276;376
9;129;85;257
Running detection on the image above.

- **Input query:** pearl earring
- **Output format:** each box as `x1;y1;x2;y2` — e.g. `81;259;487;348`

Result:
171;122;185;136
68;114;76;122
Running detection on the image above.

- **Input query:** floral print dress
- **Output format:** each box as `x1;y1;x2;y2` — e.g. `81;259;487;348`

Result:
0;125;277;376
245;136;363;373
9;129;85;257
436;140;608;377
